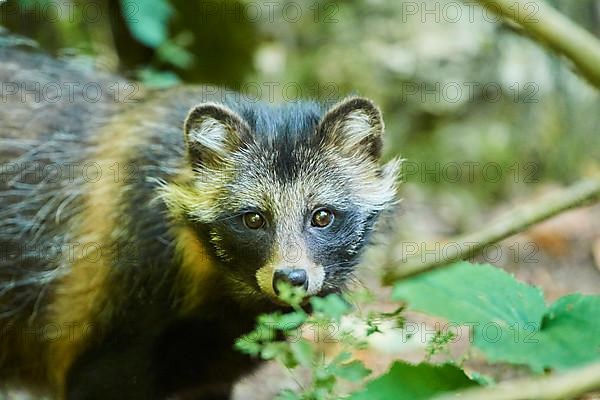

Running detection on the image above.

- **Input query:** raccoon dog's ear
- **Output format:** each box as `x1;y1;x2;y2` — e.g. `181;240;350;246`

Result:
183;102;250;167
318;97;384;160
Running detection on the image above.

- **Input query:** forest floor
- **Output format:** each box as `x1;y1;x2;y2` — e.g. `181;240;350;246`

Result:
4;186;599;400
234;185;600;399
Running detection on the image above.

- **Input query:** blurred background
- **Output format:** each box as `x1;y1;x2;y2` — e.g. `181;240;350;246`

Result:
2;0;599;220
1;0;599;398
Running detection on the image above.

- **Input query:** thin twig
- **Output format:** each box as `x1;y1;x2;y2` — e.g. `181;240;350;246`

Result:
476;0;600;88
433;362;600;400
380;179;600;284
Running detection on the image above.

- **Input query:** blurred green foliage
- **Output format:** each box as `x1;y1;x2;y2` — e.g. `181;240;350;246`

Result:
120;0;172;48
393;261;600;372
1;0;599;226
1;2;599;398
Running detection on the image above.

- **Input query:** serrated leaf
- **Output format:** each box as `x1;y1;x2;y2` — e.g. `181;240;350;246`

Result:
313;367;337;393
261;342;287;360
234;336;261;356
290;338;314;367
275;311;307;331
331;351;352;365
392;261;600;371
332;360;372;382
310;294;351;322
526;294;600;370
348;362;476;400
258;313;280;326
276;281;306;307
366;323;381;336
393;262;546;329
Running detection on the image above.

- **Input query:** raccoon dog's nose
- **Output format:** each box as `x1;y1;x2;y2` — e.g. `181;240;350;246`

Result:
273;268;309;293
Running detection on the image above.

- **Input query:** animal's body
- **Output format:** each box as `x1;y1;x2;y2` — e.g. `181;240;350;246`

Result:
0;47;399;399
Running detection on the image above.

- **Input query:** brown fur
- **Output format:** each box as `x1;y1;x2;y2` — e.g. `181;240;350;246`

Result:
0;48;400;399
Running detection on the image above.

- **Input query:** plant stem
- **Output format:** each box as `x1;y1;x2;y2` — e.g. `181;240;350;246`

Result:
380;179;600;285
476;0;600;88
433;362;600;400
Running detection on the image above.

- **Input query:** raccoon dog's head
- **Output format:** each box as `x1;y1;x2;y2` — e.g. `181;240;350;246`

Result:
164;96;399;304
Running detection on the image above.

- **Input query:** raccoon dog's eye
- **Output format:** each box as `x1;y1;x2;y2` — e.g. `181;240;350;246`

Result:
243;212;265;229
311;208;334;228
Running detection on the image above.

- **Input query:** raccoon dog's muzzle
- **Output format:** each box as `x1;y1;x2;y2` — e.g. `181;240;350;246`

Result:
255;243;325;299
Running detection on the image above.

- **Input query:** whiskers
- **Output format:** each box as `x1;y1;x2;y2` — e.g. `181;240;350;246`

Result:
320;260;363;294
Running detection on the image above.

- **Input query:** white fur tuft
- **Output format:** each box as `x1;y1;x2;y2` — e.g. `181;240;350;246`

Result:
188;117;229;158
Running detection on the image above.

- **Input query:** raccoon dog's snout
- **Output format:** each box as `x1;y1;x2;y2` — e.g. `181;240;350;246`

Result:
273;268;309;293
164;96;401;303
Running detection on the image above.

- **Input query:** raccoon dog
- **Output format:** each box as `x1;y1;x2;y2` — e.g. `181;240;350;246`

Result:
0;48;400;399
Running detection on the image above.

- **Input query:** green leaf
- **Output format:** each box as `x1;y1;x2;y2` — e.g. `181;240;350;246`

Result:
273;311;307;331
156;32;194;69
282;284;308;308
348;362;477;400
332;360;372;382
392;261;600;371
276;389;301;400
157;41;193;69
331;351;352;365
275;280;307;307
366;323;382;336
234;335;261;356
120;0;172;48
310;294;351;322
290;339;314;368
393;262;546;329
313;367;337;393
529;294;600;370
137;68;180;89
261;342;288;360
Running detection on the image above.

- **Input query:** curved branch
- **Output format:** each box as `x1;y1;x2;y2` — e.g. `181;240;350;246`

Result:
476;0;600;88
433;362;600;400
381;179;600;284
